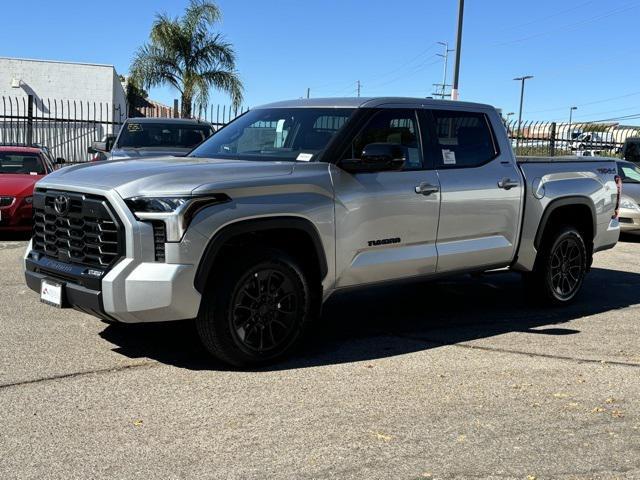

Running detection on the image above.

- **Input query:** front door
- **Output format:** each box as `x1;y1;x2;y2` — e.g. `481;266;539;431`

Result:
333;108;441;287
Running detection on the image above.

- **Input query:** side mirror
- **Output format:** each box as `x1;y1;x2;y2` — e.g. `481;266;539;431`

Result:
55;157;66;165
91;141;108;153
340;143;406;173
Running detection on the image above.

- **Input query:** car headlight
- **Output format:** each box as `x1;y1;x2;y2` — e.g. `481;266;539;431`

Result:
619;198;640;211
125;194;230;241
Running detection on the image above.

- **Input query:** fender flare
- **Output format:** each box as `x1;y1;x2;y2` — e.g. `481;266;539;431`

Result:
194;216;328;293
534;196;597;249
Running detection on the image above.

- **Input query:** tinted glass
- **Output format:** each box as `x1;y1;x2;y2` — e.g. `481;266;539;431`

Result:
190;108;354;162
117;123;213;149
432;111;497;168
344;109;423;170
618;162;640;183
0;153;45;174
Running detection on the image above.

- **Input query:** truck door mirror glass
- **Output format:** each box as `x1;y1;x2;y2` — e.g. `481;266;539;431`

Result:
340;143;406;173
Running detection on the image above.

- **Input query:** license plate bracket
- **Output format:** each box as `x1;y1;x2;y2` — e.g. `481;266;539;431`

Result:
40;279;64;308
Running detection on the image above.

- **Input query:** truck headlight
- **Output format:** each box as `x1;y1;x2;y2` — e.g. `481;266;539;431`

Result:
619;198;640;212
125;194;230;241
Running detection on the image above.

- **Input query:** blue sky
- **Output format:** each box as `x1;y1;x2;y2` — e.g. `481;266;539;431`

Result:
2;0;639;124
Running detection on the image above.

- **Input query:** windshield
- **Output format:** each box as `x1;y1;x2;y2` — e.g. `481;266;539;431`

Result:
618;162;640;183
117;122;213;149
190;108;355;162
0;153;45;174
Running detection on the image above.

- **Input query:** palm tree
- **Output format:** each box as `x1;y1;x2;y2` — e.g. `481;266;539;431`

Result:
130;0;243;118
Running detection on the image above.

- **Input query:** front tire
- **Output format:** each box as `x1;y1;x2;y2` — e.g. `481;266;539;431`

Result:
526;226;588;305
196;249;316;367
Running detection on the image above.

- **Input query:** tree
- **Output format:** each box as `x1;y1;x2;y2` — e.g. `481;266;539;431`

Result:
130;0;243;118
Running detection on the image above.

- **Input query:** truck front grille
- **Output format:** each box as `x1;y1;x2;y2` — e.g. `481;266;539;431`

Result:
32;190;124;269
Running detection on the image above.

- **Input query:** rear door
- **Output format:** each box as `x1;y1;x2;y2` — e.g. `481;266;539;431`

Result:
333;108;441;287
425;108;523;273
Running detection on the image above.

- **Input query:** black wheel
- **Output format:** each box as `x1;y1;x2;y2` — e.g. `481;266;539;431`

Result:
196;249;317;367
525;226;588;305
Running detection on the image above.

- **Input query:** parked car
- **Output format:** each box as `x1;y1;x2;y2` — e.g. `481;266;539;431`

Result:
0;144;59;232
91;118;214;160
24;98;621;367
88;134;116;162
622;137;640;165
570;131;616;152
616;160;640;233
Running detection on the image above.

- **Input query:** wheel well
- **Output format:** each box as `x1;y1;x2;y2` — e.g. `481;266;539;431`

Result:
194;219;327;294
536;203;595;262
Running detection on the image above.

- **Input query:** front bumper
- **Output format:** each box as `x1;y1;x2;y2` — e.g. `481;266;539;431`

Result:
0;198;33;230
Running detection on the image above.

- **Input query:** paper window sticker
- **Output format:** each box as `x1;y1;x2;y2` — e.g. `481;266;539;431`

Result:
442;149;456;165
296;153;313;162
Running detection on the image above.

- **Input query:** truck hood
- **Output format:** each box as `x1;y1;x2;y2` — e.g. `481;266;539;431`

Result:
110;147;191;159
38;157;295;198
0;174;43;197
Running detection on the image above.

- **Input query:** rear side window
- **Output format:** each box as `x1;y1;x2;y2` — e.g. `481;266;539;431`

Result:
432;111;498;168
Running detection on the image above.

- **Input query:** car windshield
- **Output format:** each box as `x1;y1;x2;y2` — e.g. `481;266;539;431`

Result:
117;122;213;149
0;153;45;174
618;162;640;183
190;108;355;162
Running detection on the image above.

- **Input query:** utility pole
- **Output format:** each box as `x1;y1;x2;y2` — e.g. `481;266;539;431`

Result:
568;106;577;141
356;80;361;98
514;75;534;152
306;88;310;99
433;41;455;99
451;0;465;100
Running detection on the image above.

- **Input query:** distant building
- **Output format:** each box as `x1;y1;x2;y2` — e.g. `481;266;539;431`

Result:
0;57;126;122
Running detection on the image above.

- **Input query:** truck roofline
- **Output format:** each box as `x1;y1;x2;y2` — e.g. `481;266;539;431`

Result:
255;97;496;110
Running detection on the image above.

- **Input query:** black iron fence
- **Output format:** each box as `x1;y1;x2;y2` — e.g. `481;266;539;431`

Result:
0;95;125;163
0;95;248;163
506;120;640;157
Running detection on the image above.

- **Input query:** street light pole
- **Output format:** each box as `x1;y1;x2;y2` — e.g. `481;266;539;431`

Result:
514;75;534;152
568;106;577;142
451;0;465;100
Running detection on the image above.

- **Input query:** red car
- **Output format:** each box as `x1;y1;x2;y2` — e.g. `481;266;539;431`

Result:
0;146;56;232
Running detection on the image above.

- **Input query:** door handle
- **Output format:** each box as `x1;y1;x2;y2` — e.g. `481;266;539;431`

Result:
415;183;440;195
497;178;519;190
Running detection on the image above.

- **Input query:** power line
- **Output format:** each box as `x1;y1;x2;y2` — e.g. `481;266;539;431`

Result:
491;1;640;47
527;89;640;115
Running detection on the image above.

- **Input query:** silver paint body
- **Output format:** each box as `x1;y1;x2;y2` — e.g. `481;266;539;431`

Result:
25;98;621;323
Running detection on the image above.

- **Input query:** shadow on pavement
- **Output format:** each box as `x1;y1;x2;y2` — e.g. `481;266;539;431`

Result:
100;266;640;371
0;232;31;242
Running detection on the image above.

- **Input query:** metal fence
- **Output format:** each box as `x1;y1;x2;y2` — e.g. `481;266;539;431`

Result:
0;95;125;163
506;120;640;157
0;95;248;163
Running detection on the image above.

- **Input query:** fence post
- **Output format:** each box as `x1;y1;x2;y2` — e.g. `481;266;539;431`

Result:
173;99;179;118
549;122;556;157
26;94;34;145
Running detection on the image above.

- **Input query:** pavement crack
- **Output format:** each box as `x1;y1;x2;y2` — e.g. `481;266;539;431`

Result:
388;332;640;368
0;361;160;390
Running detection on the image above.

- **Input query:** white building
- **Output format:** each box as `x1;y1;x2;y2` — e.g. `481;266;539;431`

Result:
0;57;126;119
0;57;127;161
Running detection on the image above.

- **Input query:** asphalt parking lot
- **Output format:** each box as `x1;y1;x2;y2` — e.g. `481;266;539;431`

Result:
1;234;639;480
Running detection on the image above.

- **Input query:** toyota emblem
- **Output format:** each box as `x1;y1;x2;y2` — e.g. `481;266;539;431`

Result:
53;195;70;215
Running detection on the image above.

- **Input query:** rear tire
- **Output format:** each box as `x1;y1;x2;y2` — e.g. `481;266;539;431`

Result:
196;249;317;368
525;226;588;305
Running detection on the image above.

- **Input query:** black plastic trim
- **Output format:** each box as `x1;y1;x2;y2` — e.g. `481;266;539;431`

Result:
194;217;328;294
534;197;597;249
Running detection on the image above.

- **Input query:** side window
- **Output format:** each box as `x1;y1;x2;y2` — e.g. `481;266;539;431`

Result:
344;109;423;170
432;111;498;168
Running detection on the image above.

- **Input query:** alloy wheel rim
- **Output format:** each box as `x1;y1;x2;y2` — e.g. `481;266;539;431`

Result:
550;237;584;299
231;268;299;353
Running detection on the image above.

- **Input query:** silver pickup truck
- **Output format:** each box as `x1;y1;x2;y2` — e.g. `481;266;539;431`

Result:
24;98;621;367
